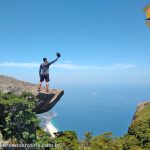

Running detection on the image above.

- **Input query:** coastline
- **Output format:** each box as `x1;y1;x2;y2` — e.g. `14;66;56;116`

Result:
132;101;150;123
45;122;58;137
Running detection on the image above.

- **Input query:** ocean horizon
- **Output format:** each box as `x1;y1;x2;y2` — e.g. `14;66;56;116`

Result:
50;84;150;139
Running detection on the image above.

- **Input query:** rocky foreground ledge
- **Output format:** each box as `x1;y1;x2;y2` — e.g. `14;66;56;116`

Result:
0;75;64;114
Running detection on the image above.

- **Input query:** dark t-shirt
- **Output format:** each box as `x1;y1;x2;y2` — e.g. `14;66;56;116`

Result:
39;58;58;75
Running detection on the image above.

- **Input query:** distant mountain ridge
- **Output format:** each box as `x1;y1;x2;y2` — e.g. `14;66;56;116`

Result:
0;75;38;95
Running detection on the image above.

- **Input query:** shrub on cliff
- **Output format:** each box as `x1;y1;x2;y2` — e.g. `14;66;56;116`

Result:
55;131;79;150
125;119;150;149
0;91;39;144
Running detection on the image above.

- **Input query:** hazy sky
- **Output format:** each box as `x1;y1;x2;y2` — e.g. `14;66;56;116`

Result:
0;0;150;86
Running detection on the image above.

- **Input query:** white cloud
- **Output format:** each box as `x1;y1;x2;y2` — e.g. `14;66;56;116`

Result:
0;62;136;70
64;60;73;64
53;63;136;70
92;92;99;96
0;62;39;68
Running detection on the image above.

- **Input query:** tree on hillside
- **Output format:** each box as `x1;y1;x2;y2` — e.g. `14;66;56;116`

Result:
55;131;79;150
0;92;39;145
84;132;92;146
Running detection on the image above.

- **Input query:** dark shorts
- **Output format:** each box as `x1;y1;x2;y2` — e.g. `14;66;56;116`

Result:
40;74;50;82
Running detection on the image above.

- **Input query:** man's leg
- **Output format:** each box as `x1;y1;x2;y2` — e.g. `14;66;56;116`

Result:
38;82;42;90
46;82;49;92
45;74;50;92
38;74;44;91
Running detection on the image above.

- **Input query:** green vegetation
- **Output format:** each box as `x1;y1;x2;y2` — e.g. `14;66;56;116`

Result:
0;91;39;143
0;92;150;150
133;102;150;121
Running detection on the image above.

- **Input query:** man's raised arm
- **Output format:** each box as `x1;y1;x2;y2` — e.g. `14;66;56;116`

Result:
48;57;59;65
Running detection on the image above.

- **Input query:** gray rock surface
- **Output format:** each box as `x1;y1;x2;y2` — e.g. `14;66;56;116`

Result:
0;75;64;114
0;75;38;95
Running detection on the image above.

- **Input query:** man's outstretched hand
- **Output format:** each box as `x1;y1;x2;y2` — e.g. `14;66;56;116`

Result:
56;52;61;58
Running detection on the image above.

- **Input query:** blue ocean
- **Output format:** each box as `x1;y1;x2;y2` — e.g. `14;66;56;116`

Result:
51;85;150;139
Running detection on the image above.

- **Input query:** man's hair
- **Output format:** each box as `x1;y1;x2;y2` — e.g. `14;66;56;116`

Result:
43;58;47;62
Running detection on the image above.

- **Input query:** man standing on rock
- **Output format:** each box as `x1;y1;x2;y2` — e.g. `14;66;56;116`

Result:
38;52;61;92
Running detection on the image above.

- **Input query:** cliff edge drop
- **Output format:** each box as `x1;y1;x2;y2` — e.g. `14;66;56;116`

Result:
0;75;64;114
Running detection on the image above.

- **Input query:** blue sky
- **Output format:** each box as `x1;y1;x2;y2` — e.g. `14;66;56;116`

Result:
0;0;150;86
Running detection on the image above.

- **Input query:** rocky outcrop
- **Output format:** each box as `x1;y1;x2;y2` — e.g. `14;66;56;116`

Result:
34;90;64;114
0;75;64;114
132;102;150;122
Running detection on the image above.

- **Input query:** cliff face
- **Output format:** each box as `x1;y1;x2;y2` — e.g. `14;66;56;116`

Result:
132;102;150;123
34;90;64;114
0;75;64;114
